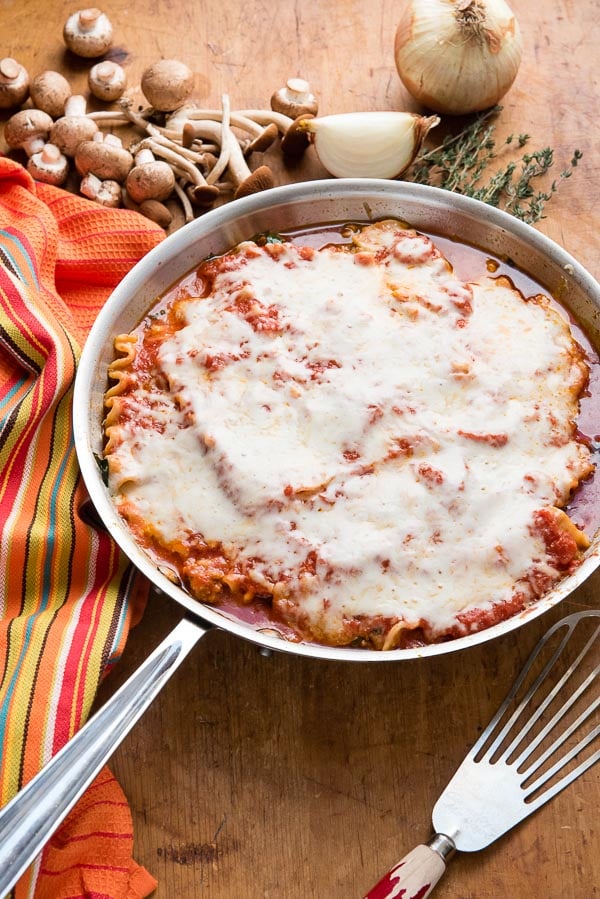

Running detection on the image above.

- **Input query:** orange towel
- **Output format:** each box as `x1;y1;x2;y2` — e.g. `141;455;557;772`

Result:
0;156;164;898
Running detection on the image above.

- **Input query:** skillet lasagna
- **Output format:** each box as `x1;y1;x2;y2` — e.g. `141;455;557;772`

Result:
103;220;594;649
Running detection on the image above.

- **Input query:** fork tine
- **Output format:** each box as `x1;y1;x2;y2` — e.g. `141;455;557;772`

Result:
509;657;599;770
474;616;582;759
515;681;600;773
523;735;600;812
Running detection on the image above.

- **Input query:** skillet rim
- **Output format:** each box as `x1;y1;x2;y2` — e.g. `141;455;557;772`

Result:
73;178;600;661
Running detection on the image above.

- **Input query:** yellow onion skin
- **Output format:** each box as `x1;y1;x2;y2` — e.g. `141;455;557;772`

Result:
394;0;523;116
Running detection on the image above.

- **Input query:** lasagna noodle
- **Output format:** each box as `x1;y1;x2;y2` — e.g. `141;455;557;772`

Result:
103;222;594;649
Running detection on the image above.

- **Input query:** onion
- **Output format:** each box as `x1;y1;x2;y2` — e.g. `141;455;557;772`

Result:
394;0;523;116
298;111;439;179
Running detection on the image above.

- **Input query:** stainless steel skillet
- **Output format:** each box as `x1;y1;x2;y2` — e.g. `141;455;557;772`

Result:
0;179;599;895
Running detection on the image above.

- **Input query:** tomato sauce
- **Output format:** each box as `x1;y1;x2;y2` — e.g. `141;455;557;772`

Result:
134;219;600;646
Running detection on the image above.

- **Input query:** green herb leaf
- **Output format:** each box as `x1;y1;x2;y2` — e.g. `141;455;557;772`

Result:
406;106;582;225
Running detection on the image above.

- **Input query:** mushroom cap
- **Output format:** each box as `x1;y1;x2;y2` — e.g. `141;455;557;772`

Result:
280;114;313;158
75;139;133;182
125;160;175;203
0;57;30;109
141;59;194;112
139;198;173;229
189;182;220;205
27;143;69;185
4;109;54;149
30;71;72;118
88;60;127;101
50;115;99;157
63;8;114;58
233;164;275;200
245;122;279;155
271;78;319;119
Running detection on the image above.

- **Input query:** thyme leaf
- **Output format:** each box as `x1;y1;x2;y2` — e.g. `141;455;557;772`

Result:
406;106;582;225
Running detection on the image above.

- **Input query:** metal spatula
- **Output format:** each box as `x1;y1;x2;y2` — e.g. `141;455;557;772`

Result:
364;608;600;899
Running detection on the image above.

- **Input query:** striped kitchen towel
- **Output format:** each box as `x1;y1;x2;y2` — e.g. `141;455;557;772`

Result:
0;156;164;898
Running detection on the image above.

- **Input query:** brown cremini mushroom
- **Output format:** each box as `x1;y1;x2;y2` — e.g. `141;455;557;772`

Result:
141;59;194;112
50;94;99;157
27;143;69;185
88;61;127;102
125;148;176;204
139;198;173;229
63;8;114;58
4;109;54;156
270;78;318;119
0;58;30;109
75;133;133;182
30;71;72;118
131;136;219;205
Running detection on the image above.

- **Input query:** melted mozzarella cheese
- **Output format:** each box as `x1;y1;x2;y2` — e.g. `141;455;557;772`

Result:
109;229;592;642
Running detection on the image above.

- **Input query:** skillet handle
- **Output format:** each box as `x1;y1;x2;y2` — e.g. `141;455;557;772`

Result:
0;614;207;897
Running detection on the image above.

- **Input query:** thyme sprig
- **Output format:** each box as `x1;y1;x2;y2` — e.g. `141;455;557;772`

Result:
407;106;582;225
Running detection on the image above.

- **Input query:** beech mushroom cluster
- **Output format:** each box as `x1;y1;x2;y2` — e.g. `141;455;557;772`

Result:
0;9;319;230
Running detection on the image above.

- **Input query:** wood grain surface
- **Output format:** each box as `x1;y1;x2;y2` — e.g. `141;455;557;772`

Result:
2;1;599;896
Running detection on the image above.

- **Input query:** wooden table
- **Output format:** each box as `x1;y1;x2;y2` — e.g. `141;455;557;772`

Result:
3;1;600;896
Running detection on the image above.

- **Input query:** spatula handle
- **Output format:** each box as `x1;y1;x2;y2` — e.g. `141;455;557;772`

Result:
363;836;454;899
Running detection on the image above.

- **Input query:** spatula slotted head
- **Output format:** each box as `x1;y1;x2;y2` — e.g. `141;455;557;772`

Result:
432;609;600;852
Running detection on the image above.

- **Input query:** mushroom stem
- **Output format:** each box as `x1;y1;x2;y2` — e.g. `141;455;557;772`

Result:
181;119;222;149
205;93;232;186
175;108;278;139
64;93;88;117
131;129;212;167
226;136;275;198
170;105;279;158
173;179;195;223
86;110;131;124
117;99;155;131
236;108;295;133
80;172;121;207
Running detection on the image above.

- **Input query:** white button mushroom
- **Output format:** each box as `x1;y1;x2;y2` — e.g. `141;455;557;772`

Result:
4;109;54;156
140;59;194;112
88;60;127;102
63;8;114;58
75;132;133;183
50;94;99;157
0;57;30;109
30;71;72;118
27;143;69;185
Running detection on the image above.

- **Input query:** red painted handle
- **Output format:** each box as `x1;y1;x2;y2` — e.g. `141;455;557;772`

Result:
363;843;446;899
